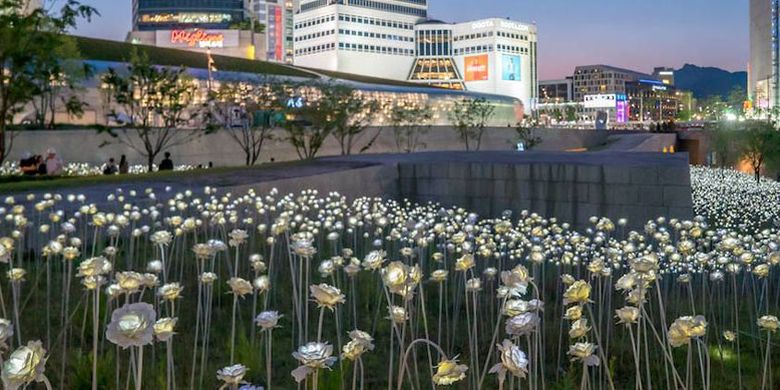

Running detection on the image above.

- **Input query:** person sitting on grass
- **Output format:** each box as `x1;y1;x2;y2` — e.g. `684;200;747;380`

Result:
45;148;63;176
159;152;174;171
103;158;118;175
19;152;37;176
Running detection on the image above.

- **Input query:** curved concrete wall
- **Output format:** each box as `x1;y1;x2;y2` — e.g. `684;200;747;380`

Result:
8;127;610;167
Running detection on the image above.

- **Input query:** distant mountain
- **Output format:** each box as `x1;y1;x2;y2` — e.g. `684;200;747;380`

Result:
673;64;747;99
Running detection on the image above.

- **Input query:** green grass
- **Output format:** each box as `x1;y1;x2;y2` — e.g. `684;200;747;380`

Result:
0;160;308;194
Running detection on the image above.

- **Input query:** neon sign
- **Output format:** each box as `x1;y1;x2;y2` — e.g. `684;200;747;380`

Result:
171;29;225;48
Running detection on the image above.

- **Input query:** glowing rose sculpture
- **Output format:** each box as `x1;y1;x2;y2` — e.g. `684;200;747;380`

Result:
105;302;156;349
1;341;48;390
432;357;468;385
489;339;529;381
291;342;337;382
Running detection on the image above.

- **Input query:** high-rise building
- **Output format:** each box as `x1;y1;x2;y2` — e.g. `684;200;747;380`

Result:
749;0;776;109
409;18;538;108
132;0;245;31
293;1;537;108
251;0;297;63
294;0;427;81
128;0;267;60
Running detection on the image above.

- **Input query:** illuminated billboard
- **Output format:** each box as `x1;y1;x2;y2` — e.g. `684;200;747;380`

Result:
464;55;489;81
502;55;521;81
139;13;233;25
156;29;239;49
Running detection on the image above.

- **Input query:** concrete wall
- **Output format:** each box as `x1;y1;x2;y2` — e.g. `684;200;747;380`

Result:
10;127;610;167
379;152;693;230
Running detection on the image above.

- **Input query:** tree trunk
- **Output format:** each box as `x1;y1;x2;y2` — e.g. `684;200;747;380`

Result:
148;155;155;173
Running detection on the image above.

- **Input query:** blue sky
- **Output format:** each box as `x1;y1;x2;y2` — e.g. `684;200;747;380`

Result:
63;0;749;79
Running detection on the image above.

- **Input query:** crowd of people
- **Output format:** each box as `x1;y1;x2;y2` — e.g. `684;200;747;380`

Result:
19;149;64;176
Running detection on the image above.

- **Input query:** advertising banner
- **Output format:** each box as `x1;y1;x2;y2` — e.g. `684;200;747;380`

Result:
156;29;239;49
502;55;521;81
464;55;489;81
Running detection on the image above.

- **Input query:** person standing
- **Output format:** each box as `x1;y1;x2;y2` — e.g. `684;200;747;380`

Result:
159;152;174;171
119;155;129;174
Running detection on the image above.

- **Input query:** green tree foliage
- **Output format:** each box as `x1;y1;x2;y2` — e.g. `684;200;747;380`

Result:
710;123;741;169
727;86;746;116
205;81;276;166
30;36;93;129
448;97;496;151
325;86;381;155
390;104;433;153
271;81;357;160
100;50;204;171
0;0;97;163
739;121;780;182
513;122;541;150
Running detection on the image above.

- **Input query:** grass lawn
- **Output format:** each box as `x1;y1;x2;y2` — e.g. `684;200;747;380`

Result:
0;160;308;194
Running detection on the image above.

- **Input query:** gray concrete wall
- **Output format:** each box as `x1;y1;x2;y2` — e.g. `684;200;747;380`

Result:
381;152;693;230
9;127;610;167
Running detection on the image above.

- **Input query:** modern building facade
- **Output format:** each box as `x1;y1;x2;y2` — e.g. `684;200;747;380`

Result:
409;18;538;110
293;1;537;110
749;0;777;109
252;0;297;63
625;79;683;122
132;0;245;31
293;0;425;81
539;78;573;103
129;0;267;60
572;65;652;102
652;67;675;86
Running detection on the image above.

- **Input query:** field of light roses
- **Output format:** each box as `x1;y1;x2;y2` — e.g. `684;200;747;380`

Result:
0;166;777;389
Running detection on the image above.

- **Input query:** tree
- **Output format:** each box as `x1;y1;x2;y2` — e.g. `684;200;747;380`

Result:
0;0;96;163
448;97;496;151
206;81;275;166
727;86;746;116
740;121;780;182
271;81;343;160
326;86;381;155
565;105;577;122
710;123;741;169
100;50;204;171
513;122;541;150
390;104;433;153
29;36;93;129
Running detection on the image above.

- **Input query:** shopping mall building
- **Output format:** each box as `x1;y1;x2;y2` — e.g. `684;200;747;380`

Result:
128;0;296;62
293;0;538;112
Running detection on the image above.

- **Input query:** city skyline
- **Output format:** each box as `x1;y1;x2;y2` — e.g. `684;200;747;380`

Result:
65;0;748;80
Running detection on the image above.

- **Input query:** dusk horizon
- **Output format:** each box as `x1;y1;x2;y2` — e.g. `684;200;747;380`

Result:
63;0;749;79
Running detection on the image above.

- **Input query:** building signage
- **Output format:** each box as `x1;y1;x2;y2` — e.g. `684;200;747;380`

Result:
464;55;489;81
615;99;629;123
171;30;225;48
470;19;530;32
140;13;232;25
583;94;624;109
156;29;240;49
502;55;521;81
274;6;284;61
